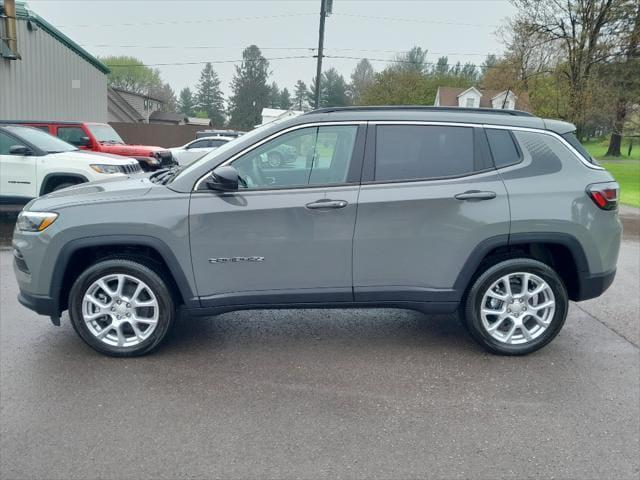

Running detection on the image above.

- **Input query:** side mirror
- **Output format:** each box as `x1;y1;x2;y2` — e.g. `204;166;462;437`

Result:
206;166;240;192
78;136;91;147
9;145;33;156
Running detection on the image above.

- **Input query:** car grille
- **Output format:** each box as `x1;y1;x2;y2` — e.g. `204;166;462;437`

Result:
121;164;142;174
154;151;176;167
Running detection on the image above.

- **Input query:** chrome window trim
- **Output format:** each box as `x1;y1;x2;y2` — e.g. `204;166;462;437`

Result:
359;166;501;189
193;119;602;190
369;121;604;171
193;121;366;190
481;124;604;170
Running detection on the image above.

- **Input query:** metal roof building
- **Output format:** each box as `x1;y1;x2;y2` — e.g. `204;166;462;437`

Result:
0;1;109;121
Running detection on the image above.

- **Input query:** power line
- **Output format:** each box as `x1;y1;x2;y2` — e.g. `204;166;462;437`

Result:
81;44;495;57
323;55;501;71
334;13;498;28
105;54;500;71
54;12;498;29
53;12;316;28
106;56;312;67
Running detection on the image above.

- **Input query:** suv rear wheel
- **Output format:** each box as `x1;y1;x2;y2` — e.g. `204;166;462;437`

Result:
463;258;568;355
68;258;175;356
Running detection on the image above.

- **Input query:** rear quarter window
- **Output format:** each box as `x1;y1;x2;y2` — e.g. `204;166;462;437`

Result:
561;132;599;165
485;129;521;168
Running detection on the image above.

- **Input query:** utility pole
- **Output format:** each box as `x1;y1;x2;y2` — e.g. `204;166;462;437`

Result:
314;0;329;109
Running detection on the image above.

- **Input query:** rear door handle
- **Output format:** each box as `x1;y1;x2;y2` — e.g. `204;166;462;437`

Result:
305;199;348;209
454;190;497;201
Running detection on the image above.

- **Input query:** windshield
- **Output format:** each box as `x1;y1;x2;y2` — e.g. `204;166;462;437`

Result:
87;124;125;144
5;125;77;153
172;123;274;182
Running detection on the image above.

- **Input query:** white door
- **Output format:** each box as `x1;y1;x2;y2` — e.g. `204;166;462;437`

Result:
0;131;38;201
176;140;212;165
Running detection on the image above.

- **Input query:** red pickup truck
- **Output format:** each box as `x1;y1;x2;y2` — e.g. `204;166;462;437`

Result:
1;121;175;171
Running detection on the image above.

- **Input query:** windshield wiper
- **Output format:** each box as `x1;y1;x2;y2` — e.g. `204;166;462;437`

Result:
150;166;181;185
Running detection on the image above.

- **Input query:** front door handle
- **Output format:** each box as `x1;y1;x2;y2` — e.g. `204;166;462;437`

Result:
454;190;497;201
306;199;348;209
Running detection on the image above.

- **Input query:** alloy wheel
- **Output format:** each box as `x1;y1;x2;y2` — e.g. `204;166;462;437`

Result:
479;272;556;345
81;273;160;348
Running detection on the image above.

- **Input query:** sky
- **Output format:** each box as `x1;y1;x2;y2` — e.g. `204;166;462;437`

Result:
27;0;517;98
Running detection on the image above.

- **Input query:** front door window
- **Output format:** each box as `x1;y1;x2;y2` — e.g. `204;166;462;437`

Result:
231;125;358;189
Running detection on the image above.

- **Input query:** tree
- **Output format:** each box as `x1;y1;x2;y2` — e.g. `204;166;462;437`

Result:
178;87;196;116
294;80;308;111
361;70;438;105
434;56;449;76
268;82;280;108
392;46;429;74
228;45;271;130
196;62;225;127
101;55;162;94
481;54;499;77
308;68;350;108
349;59;375;105
149;83;177;112
605;1;640;156
279;88;293;110
459;63;479;82
510;0;626;137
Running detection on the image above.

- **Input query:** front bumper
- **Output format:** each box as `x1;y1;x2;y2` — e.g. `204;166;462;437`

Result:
18;290;56;316
18;289;60;325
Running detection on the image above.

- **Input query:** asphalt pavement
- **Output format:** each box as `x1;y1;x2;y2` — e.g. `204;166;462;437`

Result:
0;209;638;480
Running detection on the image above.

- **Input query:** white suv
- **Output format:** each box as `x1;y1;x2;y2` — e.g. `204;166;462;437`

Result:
0;125;141;203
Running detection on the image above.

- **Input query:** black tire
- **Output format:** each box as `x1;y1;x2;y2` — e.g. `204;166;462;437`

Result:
68;258;175;357
462;258;568;355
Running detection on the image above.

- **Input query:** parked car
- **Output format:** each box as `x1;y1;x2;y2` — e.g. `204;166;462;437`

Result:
0;121;175;171
260;144;298;168
195;129;244;139
169;136;233;166
0;125;141;203
13;106;621;357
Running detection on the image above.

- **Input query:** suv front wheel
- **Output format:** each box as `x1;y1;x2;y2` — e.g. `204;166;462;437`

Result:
68;258;175;356
463;258;568;355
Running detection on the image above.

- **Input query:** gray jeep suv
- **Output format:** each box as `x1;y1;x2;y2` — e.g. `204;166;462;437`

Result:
12;107;621;357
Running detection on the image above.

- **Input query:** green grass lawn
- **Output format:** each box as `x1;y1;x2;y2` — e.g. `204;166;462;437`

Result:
599;160;640;208
581;138;639;208
583;138;640;161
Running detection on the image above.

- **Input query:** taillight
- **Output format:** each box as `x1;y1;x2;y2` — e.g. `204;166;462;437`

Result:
587;182;619;210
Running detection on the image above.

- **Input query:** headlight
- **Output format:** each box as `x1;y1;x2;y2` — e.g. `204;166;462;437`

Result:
90;164;122;174
17;211;59;232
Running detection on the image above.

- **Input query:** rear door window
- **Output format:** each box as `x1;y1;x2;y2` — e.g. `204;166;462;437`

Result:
374;125;476;181
485;129;521;168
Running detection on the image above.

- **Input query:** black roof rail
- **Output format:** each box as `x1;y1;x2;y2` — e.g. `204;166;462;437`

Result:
304;106;535;117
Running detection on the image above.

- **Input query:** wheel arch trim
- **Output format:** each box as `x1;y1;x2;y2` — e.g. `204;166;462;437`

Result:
49;235;199;315
453;232;590;296
39;173;88;196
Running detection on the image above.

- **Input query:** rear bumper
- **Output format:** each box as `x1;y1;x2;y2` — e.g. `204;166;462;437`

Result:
575;268;616;301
